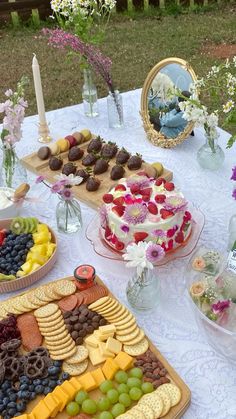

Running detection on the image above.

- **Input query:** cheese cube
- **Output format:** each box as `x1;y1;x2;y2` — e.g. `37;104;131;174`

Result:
69;377;82;391
91;368;106;386
52;386;70;411
32;400;50;419
44;394;61;418
78;372;97;391
99;324;116;335
102;358;119;380
84;334;99;348
95;331;115;341
114;351;133;371
60;380;77;401
106;337;122;354
89;347;107;366
99;342;115;358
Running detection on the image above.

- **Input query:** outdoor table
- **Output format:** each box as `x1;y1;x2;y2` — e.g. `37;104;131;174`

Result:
1;89;236;419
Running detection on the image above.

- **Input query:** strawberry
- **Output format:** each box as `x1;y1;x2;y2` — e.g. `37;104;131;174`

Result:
0;230;6;246
105;226;112;240
112;205;125;217
167;228;175;238
113;196;125;206
160;209;174;219
130;184;140;194
115;241;125;251
142;195;150;202
103;193;113;204
115;184;126;191
167;239;174;250
140;188;152;196
155;178;166;186
184;211;192;221
148;202;158;215
155;194;166;204
134;232;148;243
175;231;184;243
164;182;175;191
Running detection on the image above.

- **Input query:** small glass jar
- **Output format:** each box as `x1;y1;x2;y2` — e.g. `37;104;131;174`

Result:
228;214;236;252
197;131;225;171
1;146;27;188
126;268;160;311
82;68;99;118
74;265;96;290
107;90;124;129
56;197;82;234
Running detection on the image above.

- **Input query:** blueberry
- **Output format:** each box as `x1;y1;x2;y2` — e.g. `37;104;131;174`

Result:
53;360;62;367
48;366;60;376
9;393;17;402
16;401;26;412
33;379;41;386
2;397;9;406
7;401;16;409
17;391;24;399
0;390;5;398
19;384;28;391
4;414;12;419
21;391;30;400
28;384;35;392
61;372;70;381
35;385;44;395
42;378;49;386
48;379;57;389
29;392;36;401
43;387;51;395
57;379;63;385
26;241;34;249
19;375;30;384
0;404;4;413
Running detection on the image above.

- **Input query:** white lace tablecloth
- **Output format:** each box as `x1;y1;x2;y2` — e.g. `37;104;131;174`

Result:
1;89;236;419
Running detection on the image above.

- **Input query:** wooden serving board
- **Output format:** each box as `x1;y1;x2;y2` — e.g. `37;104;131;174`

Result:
21;141;173;210
0;275;190;419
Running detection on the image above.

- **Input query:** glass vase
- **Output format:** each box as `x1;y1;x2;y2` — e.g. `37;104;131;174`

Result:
228;214;236;252
82;68;99;118
197;132;225;171
56;197;82;234
107;90;124;128
126;268;160;311
1;146;27;188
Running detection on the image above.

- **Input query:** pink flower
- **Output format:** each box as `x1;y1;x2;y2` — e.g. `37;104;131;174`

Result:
146;243;165;263
126;176;150;190
60;187;73;200
123;203;148;225
192;256;206;271
211;300;231;314
5;89;13;97
35;175;45;184
231;166;236;181
163;195;187;212
151;229;166;238
121;224;129;233
100;205;108;228
232;188;236;200
51;182;63;193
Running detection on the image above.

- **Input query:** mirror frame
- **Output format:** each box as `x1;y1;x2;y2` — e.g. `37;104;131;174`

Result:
140;57;198;148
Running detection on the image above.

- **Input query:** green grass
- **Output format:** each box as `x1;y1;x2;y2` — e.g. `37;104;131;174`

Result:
0;4;236;118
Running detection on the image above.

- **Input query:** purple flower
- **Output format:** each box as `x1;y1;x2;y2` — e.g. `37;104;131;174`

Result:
100;205;108;228
163;196;187;212
121;224;129;233
123;203;148;225
51;182;63;193
126;176;150;190
146;243;165;263
232;188;236;200
151;229;166;238
211;300;231;314
35;175;45;184
231;166;236;181
60;187;73;200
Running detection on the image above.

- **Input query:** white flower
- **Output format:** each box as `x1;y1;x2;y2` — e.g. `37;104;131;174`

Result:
225;58;230;69
206;112;218;129
55;173;83;186
233;56;236;67
122;242;153;276
228;85;235;96
223;100;235;113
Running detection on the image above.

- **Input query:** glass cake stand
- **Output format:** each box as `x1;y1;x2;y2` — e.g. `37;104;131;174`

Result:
86;204;205;266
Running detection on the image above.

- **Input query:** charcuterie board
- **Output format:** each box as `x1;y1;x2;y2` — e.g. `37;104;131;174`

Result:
0;274;190;419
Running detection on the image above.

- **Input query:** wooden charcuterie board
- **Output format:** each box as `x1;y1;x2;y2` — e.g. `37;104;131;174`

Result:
0;275;190;419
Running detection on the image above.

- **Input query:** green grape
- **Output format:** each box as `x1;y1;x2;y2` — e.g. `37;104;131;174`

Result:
99;412;113;419
75;390;88;405
117;383;129;394
107;388;119;404
128;367;143;379
82;399;97;414
66;401;80;416
119;393;132;408
111;403;126;417
141;382;154;394
100;380;114;394
114;370;128;384
129;387;143;401
127;377;142;389
97;396;111;412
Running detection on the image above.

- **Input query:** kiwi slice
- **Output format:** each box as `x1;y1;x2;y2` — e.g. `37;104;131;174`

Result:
10;217;25;235
0;273;15;281
29;217;38;233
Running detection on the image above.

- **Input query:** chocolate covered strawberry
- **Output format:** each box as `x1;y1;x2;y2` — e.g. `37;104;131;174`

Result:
87;136;103;153
127;154;142;170
86;177;101;191
76;169;90;183
101;142;118;159
116;148;130;165
110;165;125;180
82;153;98;166
94;158;109;175
62;162;77;175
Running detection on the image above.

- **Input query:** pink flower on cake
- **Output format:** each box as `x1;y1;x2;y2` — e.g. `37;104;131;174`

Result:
100;205;108;228
146;243;165;263
123;203;148;225
120;224;130;233
163;195;187;212
127;176;150;190
151;229;167;238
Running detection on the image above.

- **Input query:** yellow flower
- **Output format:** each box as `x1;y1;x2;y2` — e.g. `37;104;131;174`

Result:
192;256;206;271
190;281;206;298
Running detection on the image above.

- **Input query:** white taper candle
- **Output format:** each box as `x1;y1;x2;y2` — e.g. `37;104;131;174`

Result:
32;54;46;125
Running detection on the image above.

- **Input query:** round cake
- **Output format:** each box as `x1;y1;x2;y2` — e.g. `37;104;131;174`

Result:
100;175;192;252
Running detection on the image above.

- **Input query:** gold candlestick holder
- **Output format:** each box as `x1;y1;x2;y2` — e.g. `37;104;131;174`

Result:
38;121;52;143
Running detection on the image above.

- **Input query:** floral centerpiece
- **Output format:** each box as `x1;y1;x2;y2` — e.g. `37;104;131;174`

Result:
123;241;165;310
36;173;83;233
0;77;28;188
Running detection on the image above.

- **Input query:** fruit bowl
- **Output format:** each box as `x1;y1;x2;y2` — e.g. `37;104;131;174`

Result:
0;218;58;293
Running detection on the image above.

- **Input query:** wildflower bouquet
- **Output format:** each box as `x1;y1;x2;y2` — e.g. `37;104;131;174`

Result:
123;241;165;276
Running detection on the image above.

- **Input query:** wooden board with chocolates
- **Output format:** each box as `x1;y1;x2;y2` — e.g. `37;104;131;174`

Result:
21;130;173;210
0;270;190;419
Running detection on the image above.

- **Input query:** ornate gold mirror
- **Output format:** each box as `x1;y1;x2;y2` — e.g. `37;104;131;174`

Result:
140;57;198;148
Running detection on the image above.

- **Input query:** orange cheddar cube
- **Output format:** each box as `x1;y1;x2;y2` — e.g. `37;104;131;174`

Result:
60;380;77;401
69;377;82;391
102;358;119;380
114;351;133;371
44;393;61;418
91;368;106;386
52;386;70;411
78;372;97;391
31;400;50;419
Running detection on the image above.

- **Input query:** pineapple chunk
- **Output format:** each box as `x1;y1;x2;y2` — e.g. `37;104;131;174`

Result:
33;231;51;244
16;270;25;278
37;224;49;233
46;243;56;258
31;262;41;272
26;251;33;261
21;261;33;274
30;244;48;255
30;253;47;265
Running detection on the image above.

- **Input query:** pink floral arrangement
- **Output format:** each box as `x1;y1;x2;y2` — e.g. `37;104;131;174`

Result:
36;173;83;200
231;166;236;200
123;241;165;276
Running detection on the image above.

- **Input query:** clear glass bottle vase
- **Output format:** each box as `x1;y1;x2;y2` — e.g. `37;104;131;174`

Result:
82;68;99;118
126;268;160;311
228;214;236;252
107;90;124;128
1;145;27;188
56;197;82;234
197;132;225;171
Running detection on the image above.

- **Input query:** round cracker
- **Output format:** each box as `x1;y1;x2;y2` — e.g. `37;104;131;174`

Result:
62;358;88;376
155;388;171;417
88;296;111;310
38;314;64;328
44;282;59;300
115;414;136;419
106;305;127;321
50;345;77;360
98;301;120;315
112;311;134;326
44;329;68;342
17;294;37;310
34;303;59;318
37;310;62;324
116;322;138;335
159;383;181;407
49;341;76;357
116;327;140;343
42;325;67;337
135;403;155;419
45;335;73;350
54;280;76;297
122;329;145;346
129;407;146;418
39;319;65;333
65;345;89;364
45;334;71;346
123;337;149;356
114;316;136;330
33;287;52;303
139;393;163;418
